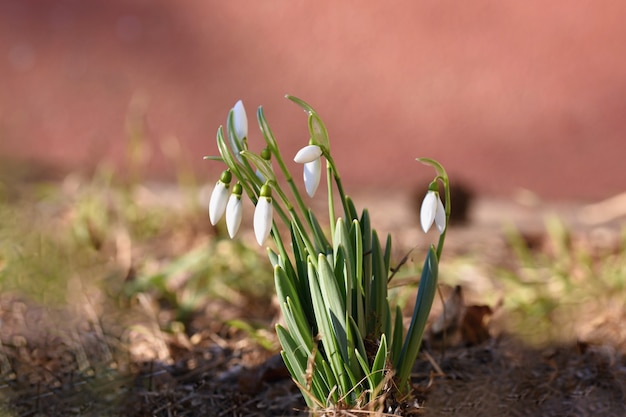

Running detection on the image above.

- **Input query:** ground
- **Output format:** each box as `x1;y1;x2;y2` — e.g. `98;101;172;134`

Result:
0;179;625;416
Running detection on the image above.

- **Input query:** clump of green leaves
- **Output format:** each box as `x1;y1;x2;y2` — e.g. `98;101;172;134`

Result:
205;96;450;411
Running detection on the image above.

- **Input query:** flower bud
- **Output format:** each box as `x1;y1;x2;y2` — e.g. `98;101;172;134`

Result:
226;183;243;238
303;158;321;197
232;100;248;140
209;181;229;225
420;190;446;234
208;170;232;226
254;184;273;246
260;147;272;161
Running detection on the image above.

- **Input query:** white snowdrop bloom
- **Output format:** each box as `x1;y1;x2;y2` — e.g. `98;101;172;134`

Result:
294;145;323;197
209;181;229;225
225;185;243;238
303;158;321;197
254;184;273;246
232;100;248;140
293;145;322;164
420;190;446;234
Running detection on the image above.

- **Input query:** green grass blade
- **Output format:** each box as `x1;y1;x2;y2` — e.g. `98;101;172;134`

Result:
333;245;348;303
370;334;388;393
345;315;364;382
333;217;354;271
344;195;359;222
360;209;372;323
283;298;314;352
307;260;348;394
257;106;279;153
277;325;327;407
396;245;439;390
308;209;331;255
317;253;348;363
352;219;363;292
391;305;404;365
267;248;280;268
384;233;392;274
369;231;388;336
274;265;304;319
276;325;309;388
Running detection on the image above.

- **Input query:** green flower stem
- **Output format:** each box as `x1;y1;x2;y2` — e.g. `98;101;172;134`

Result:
323;153;350;221
326;160;336;238
269;196;291;233
217;127;259;202
218;125;297;248
435;174;451;260
270;222;288;261
268;181;319;263
255;106;308;217
256;107;319;248
269;148;310;224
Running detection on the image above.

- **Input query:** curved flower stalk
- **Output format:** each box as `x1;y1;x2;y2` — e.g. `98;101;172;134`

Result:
204;96;451;412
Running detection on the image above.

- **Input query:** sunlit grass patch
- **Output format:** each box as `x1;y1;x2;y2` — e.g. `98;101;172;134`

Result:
125;238;274;325
497;217;626;347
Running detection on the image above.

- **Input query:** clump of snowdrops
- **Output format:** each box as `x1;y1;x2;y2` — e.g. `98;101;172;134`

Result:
205;96;450;412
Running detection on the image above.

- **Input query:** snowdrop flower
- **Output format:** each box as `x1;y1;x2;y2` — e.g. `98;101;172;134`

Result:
254;183;273;246
294;144;323;197
303;158;321;197
225;183;243;238
209;170;232;225
294;144;322;164
420;190;446;234
232;100;248;140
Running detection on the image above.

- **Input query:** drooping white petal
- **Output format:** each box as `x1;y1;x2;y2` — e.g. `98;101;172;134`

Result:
253;197;273;246
303;158;321;197
225;194;243;238
209;181;229;225
435;196;446;234
232;100;248;140
294;145;322;164
420;191;438;233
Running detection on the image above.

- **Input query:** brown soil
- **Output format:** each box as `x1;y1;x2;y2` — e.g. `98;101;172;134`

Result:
414;340;626;417
2;292;625;417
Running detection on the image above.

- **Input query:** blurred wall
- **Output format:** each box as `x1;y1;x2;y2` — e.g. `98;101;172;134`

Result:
1;0;625;200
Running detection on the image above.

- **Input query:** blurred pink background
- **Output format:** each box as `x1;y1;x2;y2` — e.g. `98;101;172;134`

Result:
1;0;625;200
